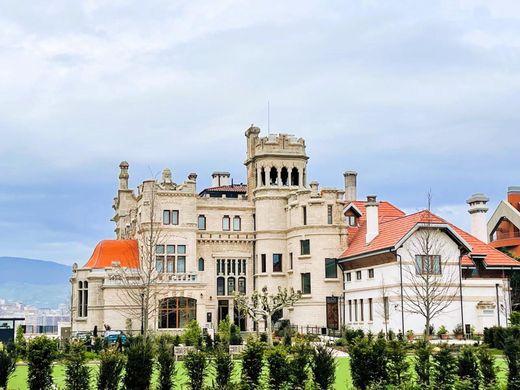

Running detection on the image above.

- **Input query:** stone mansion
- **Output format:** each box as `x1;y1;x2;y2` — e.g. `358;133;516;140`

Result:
71;127;519;336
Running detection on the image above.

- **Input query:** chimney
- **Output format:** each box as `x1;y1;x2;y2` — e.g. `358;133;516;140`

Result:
310;180;319;196
366;195;379;244
344;171;357;202
211;172;231;187
507;186;520;211
119;161;129;190
466;193;490;242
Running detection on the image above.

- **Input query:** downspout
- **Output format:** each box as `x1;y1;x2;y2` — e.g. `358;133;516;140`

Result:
458;252;465;338
496;283;501;327
342;270;346;330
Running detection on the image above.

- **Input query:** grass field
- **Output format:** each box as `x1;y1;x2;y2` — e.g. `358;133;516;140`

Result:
6;355;507;389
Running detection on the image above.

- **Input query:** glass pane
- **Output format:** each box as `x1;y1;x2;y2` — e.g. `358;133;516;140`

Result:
167;256;175;273
325;258;337;278
233;216;241;231
217;277;225;296
177;245;186;254
172;210;179;225
198;215;206;230
228;277;235;295
167;245;175;254
238;277;246;294
156;245;165;254
163;210;170;224
273;254;282;272
198;258;204;271
177;256;186;273
156;257;164;273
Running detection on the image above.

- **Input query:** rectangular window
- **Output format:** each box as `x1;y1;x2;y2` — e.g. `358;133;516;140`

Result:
171;210;179;225
177;256;186;273
325;258;337;278
346;272;351;282
177;245;186;254
163;210;170;225
347;215;357;226
348;300;352;322
300;239;310;255
415;255;441;275
166;256;175;273
261;254;266;273
198;215;206;230
354;299;358;322
369;298;373;321
289;253;293;270
368;269;374;279
327;205;333;224
233;216;241;231
156;257;164;273
356;270;362;280
302;206;307;225
273;254;283;272
156;245;165;254
222;215;230;231
301;273;311;294
360;299;364;322
383;296;389;322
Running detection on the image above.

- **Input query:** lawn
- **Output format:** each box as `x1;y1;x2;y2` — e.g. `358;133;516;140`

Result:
6;355;507;389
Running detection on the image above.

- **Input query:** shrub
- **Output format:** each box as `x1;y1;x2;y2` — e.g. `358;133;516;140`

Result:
453;323;464;337
311;344;336;390
259;333;268;343
26;336;56;390
217;317;231;348
123;336;154;390
183;320;203;348
477;346;496;388
504;335;520;390
387;338;410;387
214;345;233;390
15;325;26;359
156;334;176;390
0;343;16;389
64;342;90;390
229;323;243;346
433;344;457;390
97;347;125;390
241;340;265;389
437;325;448;337
289;342;311;389
267;346;290;389
414;339;432;387
457;346;480;390
204;332;213;352
511;312;520;326
184;350;207;390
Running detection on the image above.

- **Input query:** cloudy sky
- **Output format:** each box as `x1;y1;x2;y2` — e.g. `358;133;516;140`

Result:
1;0;519;265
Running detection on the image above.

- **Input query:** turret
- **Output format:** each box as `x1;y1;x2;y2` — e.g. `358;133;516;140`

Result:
119;161;129;190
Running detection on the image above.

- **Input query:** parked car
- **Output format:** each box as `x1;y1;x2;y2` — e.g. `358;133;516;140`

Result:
73;331;92;345
104;330;127;345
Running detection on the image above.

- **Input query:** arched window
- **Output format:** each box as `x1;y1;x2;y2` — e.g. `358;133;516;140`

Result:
217;277;225;296
158;297;197;329
233;216;241;231
291;167;299;186
269;167;278;185
227;277;236;295
222;215;230;231
198;215;206;230
281;167;288;186
238;277;246;294
198;257;204;271
261;167;266;186
77;281;88;318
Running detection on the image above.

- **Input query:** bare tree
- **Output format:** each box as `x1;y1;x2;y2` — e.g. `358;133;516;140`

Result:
234;286;301;346
375;277;390;336
402;195;460;338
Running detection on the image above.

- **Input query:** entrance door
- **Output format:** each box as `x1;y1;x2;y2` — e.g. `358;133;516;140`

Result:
218;300;229;323
326;297;339;330
234;306;247;331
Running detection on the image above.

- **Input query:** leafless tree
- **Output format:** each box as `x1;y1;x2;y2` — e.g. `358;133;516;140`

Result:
402;194;460;338
234;286;301;346
375;277;390;336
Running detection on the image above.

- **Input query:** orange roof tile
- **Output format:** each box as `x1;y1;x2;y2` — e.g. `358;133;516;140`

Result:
84;240;139;269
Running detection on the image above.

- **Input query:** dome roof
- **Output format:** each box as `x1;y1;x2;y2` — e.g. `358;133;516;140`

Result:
83;240;139;269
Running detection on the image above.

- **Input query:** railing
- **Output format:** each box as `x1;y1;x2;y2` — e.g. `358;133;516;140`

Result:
103;272;202;286
492;231;520;241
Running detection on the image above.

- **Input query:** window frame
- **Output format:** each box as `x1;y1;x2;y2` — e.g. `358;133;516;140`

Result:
300;239;310;255
163;210;171;225
171;210;179;225
415;255;442;275
261;254;267;273
197;215;206;230
327;205;333;224
233;216;241;231
356;270;362;280
301;272;311;294
325;258;337;278
368;268;374;279
273;253;283;273
222;215;231;231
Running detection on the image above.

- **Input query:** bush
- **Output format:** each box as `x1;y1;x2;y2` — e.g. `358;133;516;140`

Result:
387;338;410;387
457;346;480;390
15;325;26;359
97;347;125;390
477;346;496;388
183;320;203;348
433;344;458;390
0;343;16;389
511;312;520;326
123;336;154;390
64;342;90;390
311;344;336;390
184;350;207;390
214;345;233;390
437;325;448;337
229;324;243;346
217;317;231;348
289;343;311;389
26;336;56;390
504;335;520;390
259;333;268;343
267;346;290;389
241;340;265;389
156;334;176;390
414;339;432;387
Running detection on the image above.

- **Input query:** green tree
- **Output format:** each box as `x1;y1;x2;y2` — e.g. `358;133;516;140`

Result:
156;334;176;390
182;320;203;348
0;343;16;390
311;344;336;390
184;350;207;390
26;336;56;390
289;343;311;389
15;325;26;359
124;336;154;390
504;336;520;390
64;342;90;390
240;340;265;389
97;347;126;390
457;346;481;390
266;346;290;389
414;339;432;387
433;344;457;390
213;345;233;390
478;346;496;389
387;338;410;387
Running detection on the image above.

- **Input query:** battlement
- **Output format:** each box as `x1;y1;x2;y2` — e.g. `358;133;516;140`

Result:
255;133;306;156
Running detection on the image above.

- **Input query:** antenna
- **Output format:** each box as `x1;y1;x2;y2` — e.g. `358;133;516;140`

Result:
267;100;270;135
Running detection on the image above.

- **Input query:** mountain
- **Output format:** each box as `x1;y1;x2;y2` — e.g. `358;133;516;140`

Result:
0;257;71;308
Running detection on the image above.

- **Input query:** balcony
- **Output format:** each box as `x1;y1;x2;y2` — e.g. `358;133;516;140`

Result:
492;231;520;241
103;272;203;286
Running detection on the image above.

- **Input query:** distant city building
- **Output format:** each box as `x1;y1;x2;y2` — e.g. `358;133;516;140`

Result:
488;186;520;257
70;127;520;335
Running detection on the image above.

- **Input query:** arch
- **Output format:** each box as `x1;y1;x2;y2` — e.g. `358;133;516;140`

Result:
238;276;246;294
197;215;206;230
281;167;288;186
217;277;225;296
290;167;299;186
198;257;204;271
261;167;266;186
269;167;278;186
158;297;197;329
227;277;236;295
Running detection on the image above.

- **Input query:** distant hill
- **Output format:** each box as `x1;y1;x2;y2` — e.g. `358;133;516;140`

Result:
0;257;71;308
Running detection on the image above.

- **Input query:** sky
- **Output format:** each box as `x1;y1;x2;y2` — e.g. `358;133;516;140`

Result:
0;0;519;265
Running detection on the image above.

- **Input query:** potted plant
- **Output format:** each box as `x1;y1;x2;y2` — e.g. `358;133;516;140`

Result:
437;325;448;340
406;330;414;342
453;323;464;340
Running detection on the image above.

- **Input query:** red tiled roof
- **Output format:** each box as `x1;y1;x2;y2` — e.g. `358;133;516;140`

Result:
84;240;139;269
201;185;247;193
340;208;520;268
347;200;405;224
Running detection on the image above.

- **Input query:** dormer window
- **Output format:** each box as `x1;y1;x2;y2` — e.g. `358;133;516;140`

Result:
347;215;357;226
